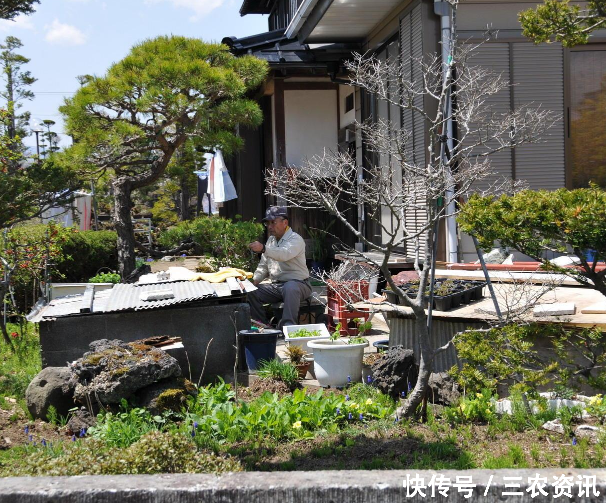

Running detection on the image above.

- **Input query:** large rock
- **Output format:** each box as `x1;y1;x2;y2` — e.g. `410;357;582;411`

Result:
371;347;417;399
135;377;197;415
26;367;76;420
69;339;182;406
66;408;97;436
427;372;461;406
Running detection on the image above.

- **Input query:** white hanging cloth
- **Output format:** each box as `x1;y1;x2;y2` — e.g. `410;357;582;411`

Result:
209;150;238;203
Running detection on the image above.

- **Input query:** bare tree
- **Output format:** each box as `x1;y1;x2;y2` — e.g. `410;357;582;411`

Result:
266;31;557;417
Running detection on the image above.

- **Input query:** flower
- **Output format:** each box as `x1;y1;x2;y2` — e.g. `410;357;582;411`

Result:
292;421;302;429
71;435;76;442
401;391;406;398
345;395;350;401
572;437;578;446
485;408;492;415
181;254;187;257
476;393;483;399
24;426;29;435
146;258;153;262
348;413;353;420
365;398;373;405
460;403;466;412
359;413;364;421
589;394;603;406
366;375;373;384
347;375;351;383
10;332;18;338
336;408;341;415
348;402;359;410
79;428;86;438
41;439;47;447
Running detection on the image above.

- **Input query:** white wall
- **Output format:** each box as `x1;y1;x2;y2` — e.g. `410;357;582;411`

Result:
284;90;338;167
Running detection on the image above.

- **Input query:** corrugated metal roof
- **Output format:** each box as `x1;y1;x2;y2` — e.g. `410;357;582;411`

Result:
102;281;217;313
32;289;114;321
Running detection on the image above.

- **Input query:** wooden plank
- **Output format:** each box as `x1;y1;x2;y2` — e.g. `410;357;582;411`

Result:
241;280;258;293
225;277;242;294
211;283;232;298
79;284;95;313
353;284;606;330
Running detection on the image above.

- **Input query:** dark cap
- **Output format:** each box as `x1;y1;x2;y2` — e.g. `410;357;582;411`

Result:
262;206;288;221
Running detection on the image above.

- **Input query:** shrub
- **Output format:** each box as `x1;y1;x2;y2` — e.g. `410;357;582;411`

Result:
443;389;496;424
88;272;121;283
2;432;241;476
56;229;118;282
452;323;606;396
158;215;263;271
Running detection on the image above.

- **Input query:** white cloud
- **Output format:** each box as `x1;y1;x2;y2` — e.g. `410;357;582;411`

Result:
0;14;35;32
45;19;87;46
148;0;225;21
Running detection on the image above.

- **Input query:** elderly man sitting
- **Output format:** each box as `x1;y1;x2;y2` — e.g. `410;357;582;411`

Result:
248;206;311;328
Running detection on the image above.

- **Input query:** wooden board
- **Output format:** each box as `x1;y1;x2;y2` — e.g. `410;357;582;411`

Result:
354;283;606;330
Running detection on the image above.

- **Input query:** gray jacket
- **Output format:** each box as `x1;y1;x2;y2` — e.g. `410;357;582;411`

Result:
252;228;309;283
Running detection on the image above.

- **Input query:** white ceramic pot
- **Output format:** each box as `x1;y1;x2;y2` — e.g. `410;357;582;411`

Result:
283;324;330;351
307;339;369;387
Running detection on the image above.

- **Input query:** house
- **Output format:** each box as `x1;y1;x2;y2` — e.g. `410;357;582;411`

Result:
223;0;598;263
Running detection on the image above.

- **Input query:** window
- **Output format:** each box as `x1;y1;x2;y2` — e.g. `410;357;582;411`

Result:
570;48;606;188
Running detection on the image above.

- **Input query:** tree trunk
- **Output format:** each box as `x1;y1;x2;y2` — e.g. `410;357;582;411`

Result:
396;313;433;418
0;284;14;351
180;175;190;221
113;179;137;278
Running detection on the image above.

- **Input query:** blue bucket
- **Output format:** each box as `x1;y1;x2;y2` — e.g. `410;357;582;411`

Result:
240;329;280;371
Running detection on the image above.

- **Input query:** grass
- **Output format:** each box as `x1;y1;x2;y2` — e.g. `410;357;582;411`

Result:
0;322;41;409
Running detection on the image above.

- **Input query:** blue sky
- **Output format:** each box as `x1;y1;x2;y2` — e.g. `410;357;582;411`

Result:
0;0;268;149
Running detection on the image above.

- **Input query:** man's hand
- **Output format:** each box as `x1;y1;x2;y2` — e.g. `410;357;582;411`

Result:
249;241;264;253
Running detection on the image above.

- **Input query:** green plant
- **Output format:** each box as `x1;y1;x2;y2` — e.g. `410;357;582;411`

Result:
159;215;263;271
304;220;335;262
348;336;368;345
458;186;606;297
330;322;342;341
284;345;307;365
557;405;584;437
288;328;321;338
443;389;496;424
451;324;559;395
1;432;242;476
435;279;456;297
0;321;41;399
88;272;121;283
257;359;300;388
87;399;173;448
585;394;606;424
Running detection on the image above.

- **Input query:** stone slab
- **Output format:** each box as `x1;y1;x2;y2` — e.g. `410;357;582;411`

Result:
533;302;576;317
2;470;606;502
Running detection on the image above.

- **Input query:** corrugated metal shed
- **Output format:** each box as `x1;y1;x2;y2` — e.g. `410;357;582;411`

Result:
29;281;222;320
103;281;216;313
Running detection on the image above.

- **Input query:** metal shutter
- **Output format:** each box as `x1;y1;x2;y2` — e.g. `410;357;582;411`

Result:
400;4;427;256
464;42;513;192
512;43;565;189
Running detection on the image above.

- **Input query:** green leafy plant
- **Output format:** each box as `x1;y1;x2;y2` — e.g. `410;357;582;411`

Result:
88;272;121;283
443;389;496;424
159;215;263;271
87;399;173;448
304;220;335;262
585;394;606;424
284;345;307;365
257;359;300;389
348;336;368;345
458;187;606;297
288;328;321;338
330;322;342;341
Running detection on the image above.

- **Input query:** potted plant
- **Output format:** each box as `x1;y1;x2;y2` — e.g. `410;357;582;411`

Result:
283;324;331;350
307;323;369;387
284;345;312;379
304;220;335;274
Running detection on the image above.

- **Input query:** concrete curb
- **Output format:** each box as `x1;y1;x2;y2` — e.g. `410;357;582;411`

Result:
2;469;606;502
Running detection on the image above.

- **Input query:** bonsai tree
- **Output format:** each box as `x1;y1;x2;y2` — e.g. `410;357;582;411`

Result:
60;36;268;277
520;0;606;47
458;186;606;297
266;20;556;417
